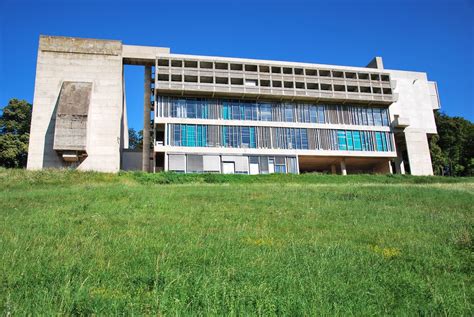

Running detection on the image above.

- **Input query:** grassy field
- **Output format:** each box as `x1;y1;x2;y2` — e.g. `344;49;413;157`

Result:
1;169;473;315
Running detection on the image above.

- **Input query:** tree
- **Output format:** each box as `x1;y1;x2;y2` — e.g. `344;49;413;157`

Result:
128;128;143;150
430;111;474;176
0;99;32;168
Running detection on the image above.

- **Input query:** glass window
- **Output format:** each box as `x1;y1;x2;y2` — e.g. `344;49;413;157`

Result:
241;127;250;147
381;109;389;126
249;127;256;148
367;108;374;126
260;103;272;121
346;131;354;150
301;129;309;149
373;108;383;126
284;104;294;122
337;130;347;150
375;132;384;151
353;131;362;150
309;106;317;123
186;125;196;146
173;125;181;146
317;106;325;123
223;102;230;119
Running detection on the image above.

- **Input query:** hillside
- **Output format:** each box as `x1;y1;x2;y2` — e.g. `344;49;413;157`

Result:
1;169;473;315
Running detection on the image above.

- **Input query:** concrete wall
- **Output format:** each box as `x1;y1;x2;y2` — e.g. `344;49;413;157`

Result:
27;36;124;172
387;70;439;175
121;151;142;171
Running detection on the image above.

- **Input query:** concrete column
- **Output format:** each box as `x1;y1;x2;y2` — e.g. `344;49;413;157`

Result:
340;159;347;176
142;66;151;172
331;164;337;175
388;160;393;174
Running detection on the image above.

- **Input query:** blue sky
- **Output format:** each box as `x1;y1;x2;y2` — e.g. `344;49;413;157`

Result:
1;0;473;130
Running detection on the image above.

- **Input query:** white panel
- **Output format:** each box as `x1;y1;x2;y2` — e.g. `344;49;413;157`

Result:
203;155;220;172
249;163;259;175
222;162;235;174
168;154;186;171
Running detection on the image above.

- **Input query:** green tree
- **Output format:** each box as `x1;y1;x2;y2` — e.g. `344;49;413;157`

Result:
128;128;143;150
430;111;474;176
0;99;32;168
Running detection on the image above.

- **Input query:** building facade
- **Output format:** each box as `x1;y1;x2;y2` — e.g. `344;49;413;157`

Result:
27;36;440;175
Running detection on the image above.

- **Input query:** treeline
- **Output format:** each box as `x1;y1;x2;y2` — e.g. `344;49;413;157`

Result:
429;112;474;176
0;98;472;176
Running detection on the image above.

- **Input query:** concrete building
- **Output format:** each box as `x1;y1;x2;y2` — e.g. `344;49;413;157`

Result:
27;35;440;175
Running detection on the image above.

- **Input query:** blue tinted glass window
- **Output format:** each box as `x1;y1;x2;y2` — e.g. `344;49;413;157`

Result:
346;131;354;150
173;125;181;146
375;132;383;151
249;127;256;148
337;130;347;150
284;105;294;122
309;106;317;123
318;106;325;123
223;102;230;119
260;103;272;121
301;129;309;149
186;125;196;146
373;109;383;126
367;108;374;125
353;131;362;150
381;109;389;126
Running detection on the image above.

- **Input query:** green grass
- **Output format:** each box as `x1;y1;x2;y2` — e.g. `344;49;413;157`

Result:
1;169;473;315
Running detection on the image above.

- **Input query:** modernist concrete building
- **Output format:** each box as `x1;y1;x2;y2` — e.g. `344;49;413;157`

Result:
27;35;440;175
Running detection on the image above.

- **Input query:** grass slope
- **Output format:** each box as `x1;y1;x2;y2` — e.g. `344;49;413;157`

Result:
1;169;473;315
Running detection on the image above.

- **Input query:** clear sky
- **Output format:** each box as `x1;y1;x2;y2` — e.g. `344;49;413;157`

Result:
1;0;473;130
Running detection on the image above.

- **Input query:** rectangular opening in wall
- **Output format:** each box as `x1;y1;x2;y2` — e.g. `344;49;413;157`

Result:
307;83;318;90
260;79;270;87
332;71;344;78
320;70;331;77
347;85;358;92
283;67;293;74
306;69;317;76
157;74;169;81
171;60;182;67
295;82;305;89
381;74;390;82
230;63;243;71
245;64;258;72
371;74;380;81
215;62;228;70
200;76;213;84
158;59;169;67
244;79;257;86
321;83;332;91
259;65;270;73
200;61;213;69
334;84;345;91
231;77;243;85
184;60;198;68
284;81;294;88
372;87;382;94
216;77;228;84
360;86;371;93
271;66;281;74
345;72;357;79
294;68;304;75
272;80;282;88
184;75;198;83
383;87;392;95
171;74;182;82
359;73;369;80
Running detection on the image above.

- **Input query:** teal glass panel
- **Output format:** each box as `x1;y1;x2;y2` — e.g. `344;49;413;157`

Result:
223;102;230;119
186;125;196;147
375;132;383;151
181;125;187;146
353;131;362;150
337;130;347;150
250;127;256;148
346;131;354;150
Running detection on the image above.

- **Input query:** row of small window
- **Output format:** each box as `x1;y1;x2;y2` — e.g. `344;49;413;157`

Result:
156;74;392;94
168;154;297;174
167;124;394;152
157;59;390;81
158;96;390;126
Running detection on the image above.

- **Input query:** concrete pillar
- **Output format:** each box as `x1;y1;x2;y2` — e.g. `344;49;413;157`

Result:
388;160;393;174
340;159;347;176
331;164;337;175
142;66;151;172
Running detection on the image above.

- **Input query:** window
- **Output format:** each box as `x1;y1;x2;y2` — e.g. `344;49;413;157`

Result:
375;132;384;151
260;103;272;121
353;131;362;150
284;105;294;122
346;131;354;150
244;79;257;87
337;130;347;150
